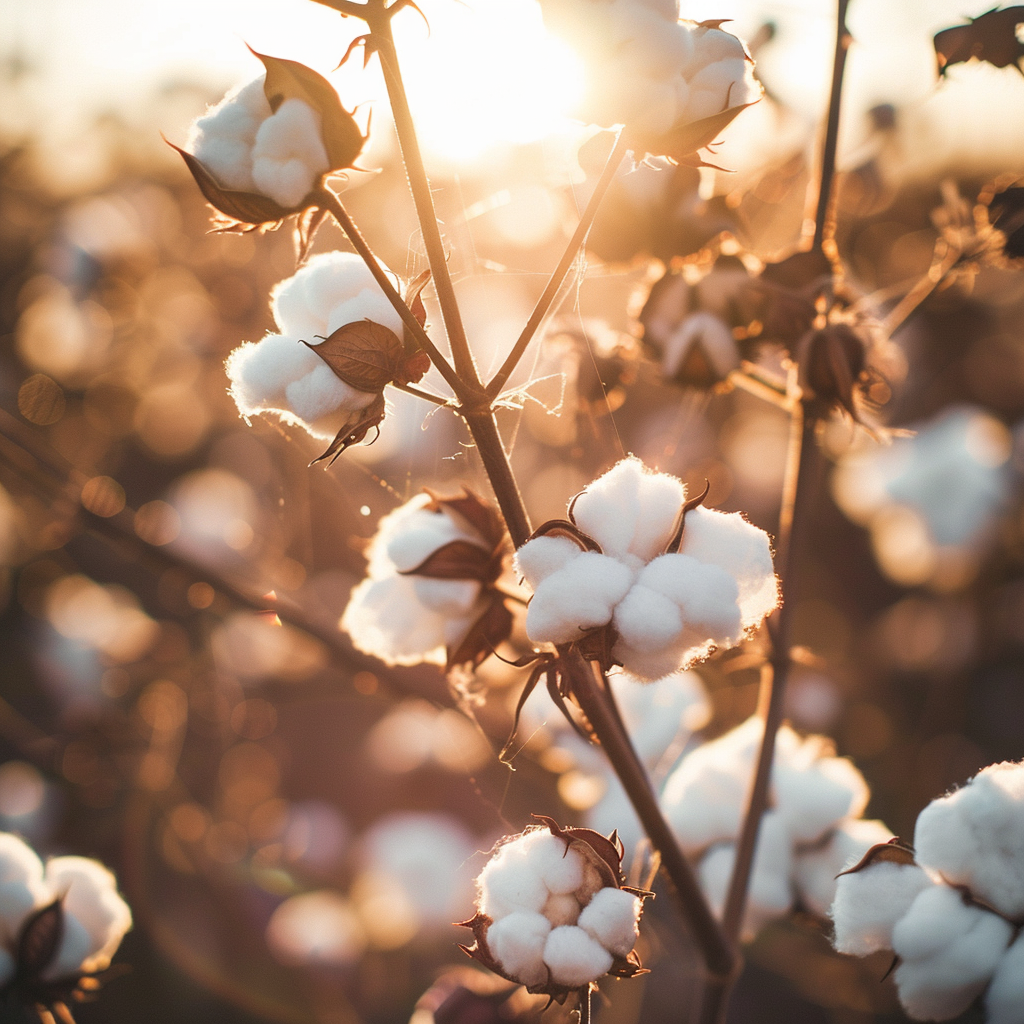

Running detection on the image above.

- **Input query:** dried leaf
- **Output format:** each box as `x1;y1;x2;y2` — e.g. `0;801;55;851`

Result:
17;899;64;979
309;392;386;466
651;102;757;163
295;205;328;264
167;141;288;224
836;837;917;877
397;349;431;385
934;6;1024;76
402;539;493;580
426;488;507;548
447;596;513;670
304;320;404;392
250;48;367;171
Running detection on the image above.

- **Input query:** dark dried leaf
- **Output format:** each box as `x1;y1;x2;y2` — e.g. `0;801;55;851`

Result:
17;899;64;979
447;596;513;671
251;48;368;171
295;205;328;264
304;320;404;392
760;248;835;290
309;392;386;466
527;519;602;553
167;141;288;224
397;349;432;385
651;102;757;163
836;837;917;877
402;539;493;580
426;488;507;548
934;6;1024;76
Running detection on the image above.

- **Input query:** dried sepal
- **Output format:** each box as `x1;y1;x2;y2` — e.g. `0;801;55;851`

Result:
424;488;507;552
309;392;386;466
16;900;64;981
295;205;329;264
447;596;514;671
250;48;368;171
934;6;1024;77
403;541;497;582
796;322;868;421
646;101;758;167
836;837;917;877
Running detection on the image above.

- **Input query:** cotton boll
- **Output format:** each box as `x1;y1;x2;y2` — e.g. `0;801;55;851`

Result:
680;506;778;627
698;812;793;941
831;861;933;956
542;925;614;987
0;833;45;944
794;818;893;917
515;536;587;588
485;912;552;987
384;509;477;573
892;883;1013;1021
577;886;641;957
251;99;329;209
524;832;586;895
226;334;324;417
188;78;269;192
662;313;740;381
44;856;132;971
284;366;372;427
637;554;741;640
913;761;1024;919
524;552;634;645
476;838;550;920
986;931;1024;1024
411;578;482;619
613;584;684;650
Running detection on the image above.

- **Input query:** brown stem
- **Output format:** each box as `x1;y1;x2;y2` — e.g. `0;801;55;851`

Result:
578;986;592;1024
316;187;464;396
390;380;453;407
813;0;851;253
565;653;737;988
370;7;481;387
486;131;630;398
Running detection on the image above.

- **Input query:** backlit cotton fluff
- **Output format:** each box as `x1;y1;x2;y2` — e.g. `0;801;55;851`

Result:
661;717;882;940
830;761;1024;1022
341;489;510;670
0;832;131;995
539;0;760;158
514;457;778;680
226;251;403;441
461;820;648;997
188;76;329;210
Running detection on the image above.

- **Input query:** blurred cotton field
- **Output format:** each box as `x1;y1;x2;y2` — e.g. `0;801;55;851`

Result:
2;0;1024;1022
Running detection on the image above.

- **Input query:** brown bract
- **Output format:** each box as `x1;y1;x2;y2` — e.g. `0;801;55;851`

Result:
796;322;868;421
458;818;651;1004
640;101;758;169
934;6;1024;77
170;49;367;247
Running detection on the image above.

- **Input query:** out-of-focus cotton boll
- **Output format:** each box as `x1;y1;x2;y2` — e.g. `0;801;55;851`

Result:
793;818;894;917
341;492;502;668
226;251;402;441
832;406;1014;586
891;884;1013;1021
0;832;131;986
515;457;777;680
189;76;329;210
913;760;1024;920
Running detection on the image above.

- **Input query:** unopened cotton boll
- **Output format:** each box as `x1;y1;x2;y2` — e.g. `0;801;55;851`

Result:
891;883;1014;1021
793;818;894;917
913;760;1024;920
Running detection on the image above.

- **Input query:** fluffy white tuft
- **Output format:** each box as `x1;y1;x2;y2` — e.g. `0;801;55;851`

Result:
485;912;552;987
986;931;1024;1024
542;925;614;987
577;886;642;957
250;98;329;208
0;832;47;945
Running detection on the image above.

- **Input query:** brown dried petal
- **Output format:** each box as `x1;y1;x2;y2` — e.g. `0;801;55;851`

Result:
304;320;404;393
168;142;290;224
309;392;386;466
447;596;513;671
251;48;367;171
17;899;64;980
836;837;917;877
402;539;493;580
934;6;1024;76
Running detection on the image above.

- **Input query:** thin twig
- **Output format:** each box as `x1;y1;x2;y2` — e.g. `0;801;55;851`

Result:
316;187;464;397
390;380;454;407
578;985;592;1024
812;0;851;253
370;5;482;388
487;131;631;398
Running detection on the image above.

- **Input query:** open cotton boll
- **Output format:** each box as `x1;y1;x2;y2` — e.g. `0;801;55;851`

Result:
913;760;1024;919
250;98;329;209
44;857;133;973
662;313;741;381
698;812;794;941
476;839;551;920
188;77;270;193
577;887;642;958
794;818;894;917
514;535;583;587
525;833;586;896
542;925;614;987
891;883;1013;1021
831;860;933;956
986;931;1024;1024
485;912;552;987
0;833;46;944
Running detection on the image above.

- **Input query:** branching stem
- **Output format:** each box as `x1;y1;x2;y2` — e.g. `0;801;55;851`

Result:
813;0;851;252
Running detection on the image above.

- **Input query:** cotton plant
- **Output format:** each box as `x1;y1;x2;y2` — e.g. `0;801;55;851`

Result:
660;716;891;940
539;0;761;161
0;832;132;1020
831;761;1024;1023
341;488;513;669
226;250;431;462
460;818;650;1007
514;456;778;681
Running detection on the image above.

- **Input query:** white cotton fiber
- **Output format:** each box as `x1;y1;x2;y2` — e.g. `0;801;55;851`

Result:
251;98;329;209
514;535;583;586
794;818;893;917
0;832;46;944
577;887;641;957
830;861;932;956
892;883;1013;1020
986;931;1024;1024
42;911;95;982
476;839;550;920
613;669;710;767
542;925;615;987
522;831;586;896
485;912;551;987
189;77;270;193
613;584;683;649
913;760;1024;919
698;812;794;940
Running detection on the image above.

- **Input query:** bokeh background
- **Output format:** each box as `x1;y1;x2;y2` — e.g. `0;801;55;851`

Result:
2;0;1024;1021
